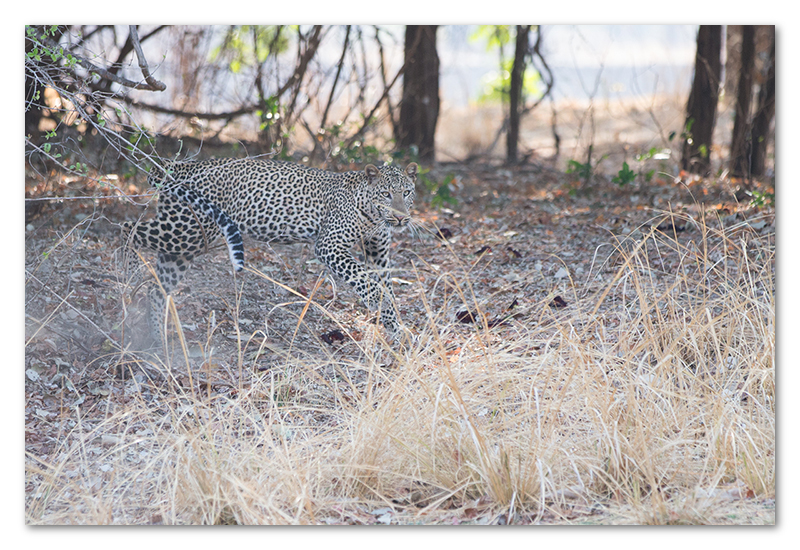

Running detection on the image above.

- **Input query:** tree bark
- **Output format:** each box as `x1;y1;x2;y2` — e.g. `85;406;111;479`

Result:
749;26;775;178
730;25;756;178
507;25;530;164
398;25;440;164
681;25;722;175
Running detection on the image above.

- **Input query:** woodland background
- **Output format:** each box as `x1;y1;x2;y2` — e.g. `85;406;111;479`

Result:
23;23;776;527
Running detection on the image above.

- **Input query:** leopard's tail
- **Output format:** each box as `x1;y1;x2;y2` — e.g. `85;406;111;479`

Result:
164;185;245;272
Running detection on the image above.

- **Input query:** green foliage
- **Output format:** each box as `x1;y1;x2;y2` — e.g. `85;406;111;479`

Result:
470;25;512;51
612;162;636;186
127;128;157;153
477;59;540;104
612;147;673;187
747;190;775;208
211;26;293;73
426;172;458;209
677;117;708;158
332;140;382;166
256;96;281;132
68;161;88;175
42;142;59;157
566;159;595;181
469;25;540;105
25;25;68;64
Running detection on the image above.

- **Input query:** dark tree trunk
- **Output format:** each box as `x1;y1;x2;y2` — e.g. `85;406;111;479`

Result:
398;25;440;164
507;25;530;164
730;25;757;178
681;25;722;175
749;27;775;178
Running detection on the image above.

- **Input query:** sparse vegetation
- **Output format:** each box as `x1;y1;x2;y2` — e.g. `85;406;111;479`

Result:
24;24;775;525
25;167;774;524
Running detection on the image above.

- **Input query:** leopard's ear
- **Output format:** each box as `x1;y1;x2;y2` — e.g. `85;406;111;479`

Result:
405;163;419;181
365;164;381;185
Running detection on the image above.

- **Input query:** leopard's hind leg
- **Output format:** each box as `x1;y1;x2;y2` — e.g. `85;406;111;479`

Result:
123;194;220;347
148;251;196;347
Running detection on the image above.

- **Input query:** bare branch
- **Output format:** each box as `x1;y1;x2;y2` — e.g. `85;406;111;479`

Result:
319;25;350;132
343;47;408;150
111;25;168;80
122;97;258;120
128;25;167;91
32;32;165;92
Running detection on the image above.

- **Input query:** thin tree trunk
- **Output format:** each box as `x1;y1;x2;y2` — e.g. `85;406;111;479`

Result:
730;25;756;178
507;25;530;164
681;25;722;175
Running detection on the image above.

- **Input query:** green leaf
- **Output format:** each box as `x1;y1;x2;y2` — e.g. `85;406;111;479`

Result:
612;162;636;186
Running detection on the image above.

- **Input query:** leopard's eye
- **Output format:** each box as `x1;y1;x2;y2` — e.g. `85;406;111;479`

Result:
403;189;411;197
383;191;392;199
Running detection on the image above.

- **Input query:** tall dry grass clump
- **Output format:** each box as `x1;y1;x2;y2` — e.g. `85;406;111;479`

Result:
26;209;774;524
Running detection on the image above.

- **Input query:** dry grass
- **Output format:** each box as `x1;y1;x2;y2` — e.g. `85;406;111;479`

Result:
24;207;774;525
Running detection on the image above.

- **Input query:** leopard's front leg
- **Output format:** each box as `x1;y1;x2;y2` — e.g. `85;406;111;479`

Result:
315;231;400;335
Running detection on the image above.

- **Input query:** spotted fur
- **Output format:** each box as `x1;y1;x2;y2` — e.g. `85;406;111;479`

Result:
124;158;418;345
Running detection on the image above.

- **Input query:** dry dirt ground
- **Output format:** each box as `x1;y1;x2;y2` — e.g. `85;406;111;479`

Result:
24;159;775;524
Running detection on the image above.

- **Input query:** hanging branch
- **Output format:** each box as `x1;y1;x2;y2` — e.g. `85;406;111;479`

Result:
108;25;168;84
526;26;555;113
128;25;167;91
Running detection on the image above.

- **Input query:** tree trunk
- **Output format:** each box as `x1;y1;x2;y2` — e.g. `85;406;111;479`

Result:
749;26;775;178
398;25;440;164
730;25;756;178
681;25;722;175
507;25;530;164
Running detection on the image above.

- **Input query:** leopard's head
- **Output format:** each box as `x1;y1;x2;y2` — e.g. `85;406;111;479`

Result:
366;163;418;227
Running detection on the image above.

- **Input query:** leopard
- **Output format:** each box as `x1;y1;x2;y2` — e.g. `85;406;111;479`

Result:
123;157;418;347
